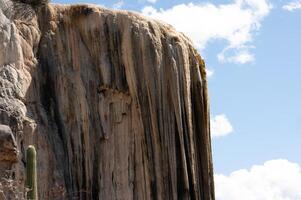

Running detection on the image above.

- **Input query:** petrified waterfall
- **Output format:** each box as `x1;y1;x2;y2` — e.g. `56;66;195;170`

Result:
0;0;215;199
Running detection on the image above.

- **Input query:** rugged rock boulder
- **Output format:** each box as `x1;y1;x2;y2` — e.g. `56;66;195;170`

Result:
0;0;215;199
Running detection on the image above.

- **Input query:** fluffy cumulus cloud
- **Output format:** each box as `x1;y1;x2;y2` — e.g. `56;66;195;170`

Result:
142;0;272;64
283;0;301;11
215;159;301;200
210;114;233;138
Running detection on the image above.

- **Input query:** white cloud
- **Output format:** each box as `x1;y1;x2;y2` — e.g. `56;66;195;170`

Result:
218;49;255;64
211;114;233;138
215;159;301;200
206;68;214;77
112;1;124;9
283;1;301;11
147;0;157;4
142;0;272;64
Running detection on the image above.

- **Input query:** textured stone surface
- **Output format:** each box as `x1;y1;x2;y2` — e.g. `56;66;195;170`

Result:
0;1;215;199
0;125;18;162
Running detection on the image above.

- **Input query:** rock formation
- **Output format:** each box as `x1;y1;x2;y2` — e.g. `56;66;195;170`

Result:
0;0;215;199
0;125;18;162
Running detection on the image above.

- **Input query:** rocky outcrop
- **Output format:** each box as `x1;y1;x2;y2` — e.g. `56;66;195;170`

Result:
0;125;18;163
0;0;215;199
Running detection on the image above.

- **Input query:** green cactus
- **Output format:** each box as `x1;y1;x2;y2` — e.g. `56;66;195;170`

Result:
25;145;38;200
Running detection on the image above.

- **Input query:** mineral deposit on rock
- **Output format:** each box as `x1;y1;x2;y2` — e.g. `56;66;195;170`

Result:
0;0;215;199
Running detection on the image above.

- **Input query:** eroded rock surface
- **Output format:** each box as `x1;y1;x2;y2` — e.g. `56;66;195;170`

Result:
0;0;215;199
0;125;17;162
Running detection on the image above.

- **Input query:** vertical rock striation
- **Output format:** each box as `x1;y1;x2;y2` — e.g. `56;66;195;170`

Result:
0;0;215;199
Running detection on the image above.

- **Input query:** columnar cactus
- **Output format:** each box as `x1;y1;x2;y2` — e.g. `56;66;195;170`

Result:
25;145;38;200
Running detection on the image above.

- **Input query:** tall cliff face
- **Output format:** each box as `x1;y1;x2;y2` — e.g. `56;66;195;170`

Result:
0;0;215;199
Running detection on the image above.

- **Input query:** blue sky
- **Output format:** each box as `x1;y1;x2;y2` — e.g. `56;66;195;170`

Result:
208;4;301;173
52;0;301;198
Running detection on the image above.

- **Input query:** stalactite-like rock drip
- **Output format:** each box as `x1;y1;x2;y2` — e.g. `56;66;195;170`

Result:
0;1;214;199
